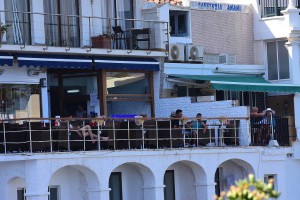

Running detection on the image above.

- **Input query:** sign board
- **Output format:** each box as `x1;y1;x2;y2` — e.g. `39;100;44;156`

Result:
190;1;249;13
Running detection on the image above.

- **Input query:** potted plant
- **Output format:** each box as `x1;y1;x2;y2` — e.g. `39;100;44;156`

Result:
91;34;111;49
0;23;10;42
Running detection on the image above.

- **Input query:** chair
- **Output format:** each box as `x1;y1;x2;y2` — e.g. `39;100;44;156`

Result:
131;28;150;50
112;26;127;49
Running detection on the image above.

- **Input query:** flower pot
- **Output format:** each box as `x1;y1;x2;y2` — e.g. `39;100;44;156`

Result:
92;35;111;48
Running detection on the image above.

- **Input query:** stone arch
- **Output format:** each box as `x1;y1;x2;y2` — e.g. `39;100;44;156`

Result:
49;165;100;200
109;162;156;200
165;160;207;200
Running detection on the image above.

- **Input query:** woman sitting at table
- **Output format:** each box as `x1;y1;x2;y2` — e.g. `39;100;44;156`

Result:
70;121;99;143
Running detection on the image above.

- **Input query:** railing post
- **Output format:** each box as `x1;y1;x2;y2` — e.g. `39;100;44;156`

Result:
3;121;7;154
169;119;173;149
29;120;32;153
67;120;70;151
49;119;53;152
97;119;101;151
155;120;158;149
83;120;86;151
127;119;130;150
113;120;116;150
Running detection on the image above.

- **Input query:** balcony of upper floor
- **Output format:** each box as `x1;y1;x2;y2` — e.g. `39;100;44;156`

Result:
0;9;169;57
0;115;294;154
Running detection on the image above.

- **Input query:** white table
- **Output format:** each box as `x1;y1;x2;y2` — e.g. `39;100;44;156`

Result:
207;124;226;146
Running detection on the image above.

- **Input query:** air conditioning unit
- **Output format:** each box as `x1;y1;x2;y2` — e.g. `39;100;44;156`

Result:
186;45;203;62
219;54;236;64
168;44;185;61
27;69;40;77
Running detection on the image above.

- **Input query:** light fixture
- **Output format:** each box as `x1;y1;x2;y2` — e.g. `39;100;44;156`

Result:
67;89;80;94
40;78;47;88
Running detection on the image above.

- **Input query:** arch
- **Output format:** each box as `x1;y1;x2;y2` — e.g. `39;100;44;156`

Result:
109;162;156;200
165;160;207;200
214;158;255;196
49;165;100;200
6;177;26;200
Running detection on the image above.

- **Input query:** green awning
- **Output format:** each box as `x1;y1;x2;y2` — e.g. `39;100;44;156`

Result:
169;75;300;93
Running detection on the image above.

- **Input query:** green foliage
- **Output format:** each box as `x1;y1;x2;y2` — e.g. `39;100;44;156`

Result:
0;23;10;32
214;174;280;200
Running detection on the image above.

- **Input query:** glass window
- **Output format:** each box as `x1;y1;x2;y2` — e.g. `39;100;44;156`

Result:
106;72;150;95
4;0;31;44
169;11;188;37
267;40;289;81
0;84;41;121
44;0;80;47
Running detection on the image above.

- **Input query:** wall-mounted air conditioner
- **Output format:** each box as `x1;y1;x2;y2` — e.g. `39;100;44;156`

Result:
186;45;203;62
28;69;40;77
219;54;236;64
168;44;185;61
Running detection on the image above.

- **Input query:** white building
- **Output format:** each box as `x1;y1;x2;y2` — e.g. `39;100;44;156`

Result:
0;0;300;199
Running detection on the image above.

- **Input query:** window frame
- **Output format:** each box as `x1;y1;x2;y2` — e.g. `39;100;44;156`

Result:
266;40;290;81
169;10;189;37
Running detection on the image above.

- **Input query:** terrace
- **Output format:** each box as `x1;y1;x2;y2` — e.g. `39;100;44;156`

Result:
0;116;292;154
0;10;169;54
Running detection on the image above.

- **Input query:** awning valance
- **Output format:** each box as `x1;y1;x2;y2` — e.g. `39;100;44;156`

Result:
169;74;300;93
17;54;92;69
0;54;14;66
94;57;159;71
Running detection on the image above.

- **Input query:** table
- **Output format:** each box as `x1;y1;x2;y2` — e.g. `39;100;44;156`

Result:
207;124;226;146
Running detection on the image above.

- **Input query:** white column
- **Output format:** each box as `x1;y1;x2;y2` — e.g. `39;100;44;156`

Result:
200;182;217;200
288;0;296;8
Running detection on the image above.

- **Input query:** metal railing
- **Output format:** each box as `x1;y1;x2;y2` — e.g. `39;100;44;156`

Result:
250;116;291;146
0;117;243;154
261;0;300;18
0;10;169;52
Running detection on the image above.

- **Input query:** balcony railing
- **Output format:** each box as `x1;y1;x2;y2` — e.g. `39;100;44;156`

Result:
250;116;291;146
0;10;169;52
261;0;300;18
0;117;245;154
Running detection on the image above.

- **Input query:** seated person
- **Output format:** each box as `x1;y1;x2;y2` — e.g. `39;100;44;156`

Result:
70;121;100;143
75;105;87;118
183;121;197;147
191;113;207;134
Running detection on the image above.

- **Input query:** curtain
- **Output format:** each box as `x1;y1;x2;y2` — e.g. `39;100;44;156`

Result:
116;0;125;30
12;0;23;44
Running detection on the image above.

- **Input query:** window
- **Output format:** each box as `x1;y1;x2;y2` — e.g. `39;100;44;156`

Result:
109;172;123;200
169;11;188;37
106;72;152;117
0;84;41;121
264;174;277;190
164;170;175;200
267;40;289;80
44;0;80;47
260;0;300;18
4;0;31;44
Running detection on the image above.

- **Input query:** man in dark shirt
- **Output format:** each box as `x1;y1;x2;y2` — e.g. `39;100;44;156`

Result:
171;109;183;128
